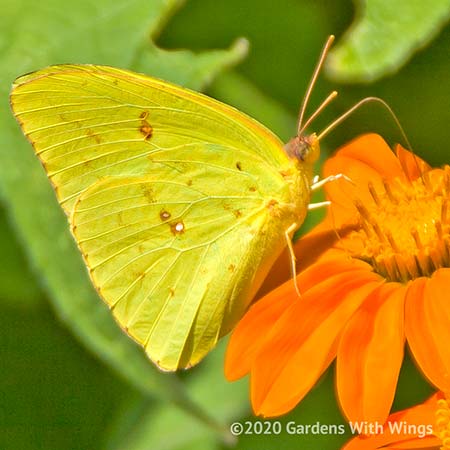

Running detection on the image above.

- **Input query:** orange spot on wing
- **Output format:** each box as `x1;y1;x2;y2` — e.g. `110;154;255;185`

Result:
139;111;153;140
141;185;154;203
170;221;185;235
86;128;102;144
160;210;171;221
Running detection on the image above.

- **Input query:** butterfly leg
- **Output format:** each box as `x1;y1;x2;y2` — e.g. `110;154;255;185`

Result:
285;222;301;297
308;200;330;210
308;173;353;209
310;173;353;191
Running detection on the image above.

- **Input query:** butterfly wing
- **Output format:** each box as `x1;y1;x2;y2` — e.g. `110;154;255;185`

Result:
10;65;304;369
11;64;290;214
72;172;287;370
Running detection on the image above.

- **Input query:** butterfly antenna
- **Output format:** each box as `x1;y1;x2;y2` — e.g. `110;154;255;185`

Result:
317;96;413;152
297;35;335;135
298;90;338;136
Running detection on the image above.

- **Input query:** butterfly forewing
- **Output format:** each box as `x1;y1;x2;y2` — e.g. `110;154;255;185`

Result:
11;65;289;213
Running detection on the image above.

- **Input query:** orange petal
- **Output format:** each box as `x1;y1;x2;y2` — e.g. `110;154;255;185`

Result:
257;223;340;297
226;256;371;380
323;155;383;213
405;273;450;391
423;269;450;389
225;280;296;381
327;204;360;229
297;254;375;296
294;228;346;273
293;213;362;267
337;283;406;424
323;134;404;212
329;134;404;179
395;143;431;181
257;217;356;297
250;270;381;417
343;393;442;450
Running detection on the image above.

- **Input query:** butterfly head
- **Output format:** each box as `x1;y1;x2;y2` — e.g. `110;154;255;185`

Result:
284;133;320;165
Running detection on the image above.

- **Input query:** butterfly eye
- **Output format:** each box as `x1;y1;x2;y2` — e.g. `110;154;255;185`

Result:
299;134;320;163
284;134;319;164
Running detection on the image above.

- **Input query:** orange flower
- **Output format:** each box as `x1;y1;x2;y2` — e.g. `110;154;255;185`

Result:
225;134;450;423
343;392;449;450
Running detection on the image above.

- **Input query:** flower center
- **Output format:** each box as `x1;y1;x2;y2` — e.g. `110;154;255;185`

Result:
348;166;450;282
436;396;450;449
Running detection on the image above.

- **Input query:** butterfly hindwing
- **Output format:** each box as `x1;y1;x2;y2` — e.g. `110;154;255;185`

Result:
72;172;282;370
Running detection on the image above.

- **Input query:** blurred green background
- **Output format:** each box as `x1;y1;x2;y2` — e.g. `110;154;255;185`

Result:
1;0;449;449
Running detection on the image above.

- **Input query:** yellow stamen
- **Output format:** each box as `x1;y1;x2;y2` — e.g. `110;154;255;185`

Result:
383;179;398;204
435;396;450;449
411;228;423;250
368;181;381;205
347;166;450;282
422;170;432;190
442;201;448;223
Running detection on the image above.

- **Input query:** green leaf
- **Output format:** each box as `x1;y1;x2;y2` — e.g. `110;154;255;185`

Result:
106;341;249;450
0;205;43;308
0;0;246;414
208;71;296;141
135;38;248;91
326;0;450;82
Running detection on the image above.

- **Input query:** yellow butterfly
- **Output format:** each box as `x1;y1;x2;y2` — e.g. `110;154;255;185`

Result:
10;37;339;371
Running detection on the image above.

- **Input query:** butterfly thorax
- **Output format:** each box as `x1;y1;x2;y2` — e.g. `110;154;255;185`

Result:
279;133;319;220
